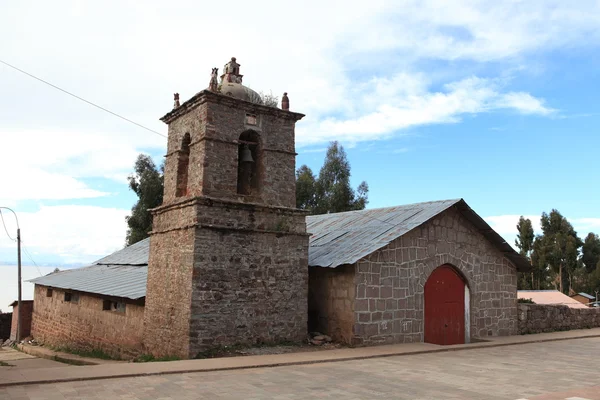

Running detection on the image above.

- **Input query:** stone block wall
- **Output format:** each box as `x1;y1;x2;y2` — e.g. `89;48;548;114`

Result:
10;301;33;341
161;92;303;208
0;313;11;341
352;207;518;345
518;303;600;334
308;265;355;343
145;197;309;358
189;225;308;355
144;218;195;358
31;286;144;358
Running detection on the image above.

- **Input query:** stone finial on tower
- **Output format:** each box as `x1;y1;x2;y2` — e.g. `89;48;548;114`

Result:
281;92;290;111
173;93;180;109
209;68;219;92
221;57;243;84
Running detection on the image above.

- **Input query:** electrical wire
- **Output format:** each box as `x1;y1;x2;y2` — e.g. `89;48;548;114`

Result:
0;58;168;139
0;209;16;242
21;245;44;277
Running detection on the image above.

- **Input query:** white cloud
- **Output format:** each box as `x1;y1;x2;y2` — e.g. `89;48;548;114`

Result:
0;129;165;203
0;205;129;264
296;76;554;146
1;0;598;264
496;92;555;116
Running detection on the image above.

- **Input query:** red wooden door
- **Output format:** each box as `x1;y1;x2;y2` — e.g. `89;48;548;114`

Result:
424;265;465;345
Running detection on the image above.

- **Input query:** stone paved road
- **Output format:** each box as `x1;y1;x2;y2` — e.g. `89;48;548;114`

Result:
2;338;600;399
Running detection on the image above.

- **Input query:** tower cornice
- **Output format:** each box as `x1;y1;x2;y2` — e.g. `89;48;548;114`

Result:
160;90;305;125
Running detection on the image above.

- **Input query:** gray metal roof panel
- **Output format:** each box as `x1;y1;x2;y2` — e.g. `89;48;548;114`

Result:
28;198;531;299
94;238;150;265
306;199;461;268
577;292;595;299
29;264;147;300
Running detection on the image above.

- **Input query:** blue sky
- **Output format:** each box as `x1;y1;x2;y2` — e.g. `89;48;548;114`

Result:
1;1;599;275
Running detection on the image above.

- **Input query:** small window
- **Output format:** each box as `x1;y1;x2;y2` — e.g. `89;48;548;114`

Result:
46;288;53;297
102;300;126;313
64;292;79;304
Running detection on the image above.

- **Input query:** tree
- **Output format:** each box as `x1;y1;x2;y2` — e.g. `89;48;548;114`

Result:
515;217;535;257
534;210;583;294
515;216;535;289
530;236;550;290
296;141;369;215
296;165;317;210
125;154;164;246
581;233;600;274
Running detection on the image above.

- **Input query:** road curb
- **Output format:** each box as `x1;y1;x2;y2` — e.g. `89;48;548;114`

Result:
2;332;600;388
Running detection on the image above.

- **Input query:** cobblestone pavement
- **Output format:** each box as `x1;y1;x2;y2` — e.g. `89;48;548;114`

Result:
1;338;599;399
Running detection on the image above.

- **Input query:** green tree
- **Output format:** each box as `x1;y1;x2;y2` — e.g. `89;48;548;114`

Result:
296;165;317;210
535;210;583;294
581;233;600;274
530;236;550;289
125;154;164;246
515;216;535;289
296;141;369;215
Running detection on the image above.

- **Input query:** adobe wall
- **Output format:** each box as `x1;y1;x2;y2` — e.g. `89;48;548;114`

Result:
518;303;600;334
352;207;518;345
308;265;355;343
0;313;11;341
31;286;144;358
10;301;33;341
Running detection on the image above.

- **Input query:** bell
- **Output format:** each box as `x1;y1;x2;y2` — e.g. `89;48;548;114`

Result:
240;145;254;163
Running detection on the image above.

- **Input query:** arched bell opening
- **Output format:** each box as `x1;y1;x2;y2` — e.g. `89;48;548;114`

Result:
237;130;261;196
175;133;191;197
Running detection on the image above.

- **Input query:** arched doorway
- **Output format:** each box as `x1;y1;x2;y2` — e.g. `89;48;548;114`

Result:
424;264;468;345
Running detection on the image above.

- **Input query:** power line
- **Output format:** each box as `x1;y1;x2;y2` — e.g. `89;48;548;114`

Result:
0;209;16;242
0;58;168;139
21;245;43;277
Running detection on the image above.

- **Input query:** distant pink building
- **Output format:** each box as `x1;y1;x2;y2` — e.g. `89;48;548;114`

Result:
518;290;589;309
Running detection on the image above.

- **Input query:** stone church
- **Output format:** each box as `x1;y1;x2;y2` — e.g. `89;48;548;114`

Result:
29;57;529;359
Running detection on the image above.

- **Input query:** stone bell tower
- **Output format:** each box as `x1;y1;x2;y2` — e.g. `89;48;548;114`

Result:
143;57;308;358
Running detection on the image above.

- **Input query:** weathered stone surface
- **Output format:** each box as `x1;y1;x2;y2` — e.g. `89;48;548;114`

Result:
144;90;308;358
31;286;144;358
312;207;518;345
517;303;600;334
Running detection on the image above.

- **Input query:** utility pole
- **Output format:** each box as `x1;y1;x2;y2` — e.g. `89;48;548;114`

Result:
0;207;21;342
17;228;22;342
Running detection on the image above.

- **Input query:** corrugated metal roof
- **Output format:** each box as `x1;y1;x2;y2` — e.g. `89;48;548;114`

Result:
307;198;530;271
28;198;530;299
29;239;150;300
307;199;461;268
94;238;149;265
29;264;148;300
518;290;590;309
576;292;595;300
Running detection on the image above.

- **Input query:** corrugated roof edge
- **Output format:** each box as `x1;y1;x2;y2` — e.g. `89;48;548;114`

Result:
306;198;530;272
453;199;531;272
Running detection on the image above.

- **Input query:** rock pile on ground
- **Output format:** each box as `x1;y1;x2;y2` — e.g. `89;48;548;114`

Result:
308;332;332;346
